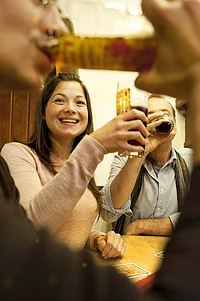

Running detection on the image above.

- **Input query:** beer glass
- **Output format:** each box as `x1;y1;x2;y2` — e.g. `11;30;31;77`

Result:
155;114;174;134
50;0;156;73
116;79;148;158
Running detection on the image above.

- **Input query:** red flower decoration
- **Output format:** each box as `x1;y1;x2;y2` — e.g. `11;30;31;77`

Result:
105;39;131;58
64;41;73;47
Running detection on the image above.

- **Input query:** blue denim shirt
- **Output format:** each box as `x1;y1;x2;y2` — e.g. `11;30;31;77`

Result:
101;148;193;228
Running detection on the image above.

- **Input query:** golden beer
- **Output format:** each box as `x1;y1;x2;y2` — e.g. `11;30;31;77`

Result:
50;34;157;73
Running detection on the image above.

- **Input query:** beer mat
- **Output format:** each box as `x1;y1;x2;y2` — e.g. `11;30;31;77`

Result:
136;272;156;290
113;262;150;278
154;251;164;259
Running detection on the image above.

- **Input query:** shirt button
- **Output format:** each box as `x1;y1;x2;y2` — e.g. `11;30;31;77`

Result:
160;188;164;193
127;212;132;216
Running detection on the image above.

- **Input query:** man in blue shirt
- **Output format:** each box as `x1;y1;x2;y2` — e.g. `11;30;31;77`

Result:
102;94;192;235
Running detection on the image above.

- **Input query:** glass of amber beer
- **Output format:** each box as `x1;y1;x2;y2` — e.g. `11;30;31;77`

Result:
116;79;148;158
51;1;157;73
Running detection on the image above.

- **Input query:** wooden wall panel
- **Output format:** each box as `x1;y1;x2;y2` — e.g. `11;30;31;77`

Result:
0;91;13;148
0;91;40;149
184;111;192;148
175;98;191;148
29;92;39;138
11;91;29;143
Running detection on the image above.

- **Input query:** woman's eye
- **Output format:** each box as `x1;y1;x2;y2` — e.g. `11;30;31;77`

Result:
76;100;87;106
54;98;65;104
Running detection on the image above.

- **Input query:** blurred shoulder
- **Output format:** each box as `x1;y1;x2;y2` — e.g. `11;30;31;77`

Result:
175;147;193;171
176;147;193;157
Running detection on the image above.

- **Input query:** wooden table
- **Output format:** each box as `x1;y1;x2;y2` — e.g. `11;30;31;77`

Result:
90;235;170;282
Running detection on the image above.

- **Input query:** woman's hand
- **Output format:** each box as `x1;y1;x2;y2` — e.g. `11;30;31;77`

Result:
90;109;149;154
136;0;200;99
96;231;126;260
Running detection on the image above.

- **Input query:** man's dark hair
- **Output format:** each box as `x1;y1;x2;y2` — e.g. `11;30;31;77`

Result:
148;94;176;119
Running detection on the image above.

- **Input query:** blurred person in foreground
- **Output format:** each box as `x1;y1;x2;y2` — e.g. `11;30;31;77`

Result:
0;0;67;90
1;0;200;300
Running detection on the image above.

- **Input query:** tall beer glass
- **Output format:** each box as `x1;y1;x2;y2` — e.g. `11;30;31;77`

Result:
116;79;148;158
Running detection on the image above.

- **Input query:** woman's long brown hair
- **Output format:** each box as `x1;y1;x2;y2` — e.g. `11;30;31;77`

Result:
23;73;102;206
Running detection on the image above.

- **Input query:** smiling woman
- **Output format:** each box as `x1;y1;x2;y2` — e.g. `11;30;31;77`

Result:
2;72;152;259
45;81;89;147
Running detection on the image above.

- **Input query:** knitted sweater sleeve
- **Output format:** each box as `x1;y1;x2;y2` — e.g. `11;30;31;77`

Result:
1;135;106;233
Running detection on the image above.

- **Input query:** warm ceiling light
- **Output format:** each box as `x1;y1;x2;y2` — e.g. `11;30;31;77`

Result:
104;2;126;11
127;7;143;16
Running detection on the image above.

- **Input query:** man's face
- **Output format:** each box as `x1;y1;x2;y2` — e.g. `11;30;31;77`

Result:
0;0;68;90
148;96;177;135
148;97;175;121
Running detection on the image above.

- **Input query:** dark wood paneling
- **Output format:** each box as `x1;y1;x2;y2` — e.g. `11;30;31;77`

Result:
0;91;40;148
0;91;13;148
12;91;29;142
176;98;192;148
184;111;192;148
29;92;39;138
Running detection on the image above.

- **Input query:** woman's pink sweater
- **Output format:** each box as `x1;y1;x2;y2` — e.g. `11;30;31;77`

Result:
1;135;107;250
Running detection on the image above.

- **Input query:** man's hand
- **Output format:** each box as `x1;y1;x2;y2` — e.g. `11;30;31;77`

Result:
145;129;176;156
96;231;126;260
144;111;176;155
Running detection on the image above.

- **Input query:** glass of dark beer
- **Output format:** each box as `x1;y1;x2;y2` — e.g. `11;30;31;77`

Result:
155;114;174;134
116;78;148;158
